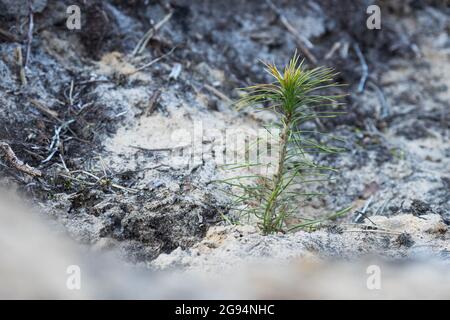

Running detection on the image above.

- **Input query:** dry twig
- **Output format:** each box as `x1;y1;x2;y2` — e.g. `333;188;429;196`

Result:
265;0;317;64
131;11;173;56
367;81;390;119
59;170;139;193
204;84;232;104
129;145;187;152
353;43;368;93
324;42;341;60
353;195;374;223
42;120;75;164
128;46;176;75
30;99;60;121
24;0;34;68
0;27;18;42
0;142;42;177
345;229;402;235
146;90;161;116
14;47;27;86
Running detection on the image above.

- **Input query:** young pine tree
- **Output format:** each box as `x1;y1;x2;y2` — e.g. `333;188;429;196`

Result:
222;53;350;234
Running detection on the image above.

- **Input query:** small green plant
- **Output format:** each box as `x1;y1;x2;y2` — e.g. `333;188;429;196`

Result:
221;53;350;234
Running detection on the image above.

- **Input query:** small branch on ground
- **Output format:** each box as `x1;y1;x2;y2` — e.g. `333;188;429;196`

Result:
42;120;75;164
204;84;232;104
353;195;374;224
131;10;173;56
14;46;27;86
0;27;18;42
129;144;188;152
29;99;61;121
24;0;34;68
353;43;368;93
367;81;390;119
127;46;176;75
324;42;341;60
265;0;317;64
147;90;161;116
59;170;139;194
0;142;42;177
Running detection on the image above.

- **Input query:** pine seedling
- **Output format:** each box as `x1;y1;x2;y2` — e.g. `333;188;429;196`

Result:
220;53;351;234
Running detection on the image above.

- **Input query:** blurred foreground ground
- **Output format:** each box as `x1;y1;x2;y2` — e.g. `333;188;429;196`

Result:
1;192;449;299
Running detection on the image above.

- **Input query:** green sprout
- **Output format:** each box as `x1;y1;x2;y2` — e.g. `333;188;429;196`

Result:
220;53;351;234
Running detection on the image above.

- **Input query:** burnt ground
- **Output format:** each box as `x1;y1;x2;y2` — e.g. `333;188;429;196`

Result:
0;0;449;264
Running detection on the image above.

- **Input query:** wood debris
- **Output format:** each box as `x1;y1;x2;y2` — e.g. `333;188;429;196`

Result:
0;142;42;177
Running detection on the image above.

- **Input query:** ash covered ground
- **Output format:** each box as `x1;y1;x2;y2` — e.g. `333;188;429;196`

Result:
0;0;449;298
